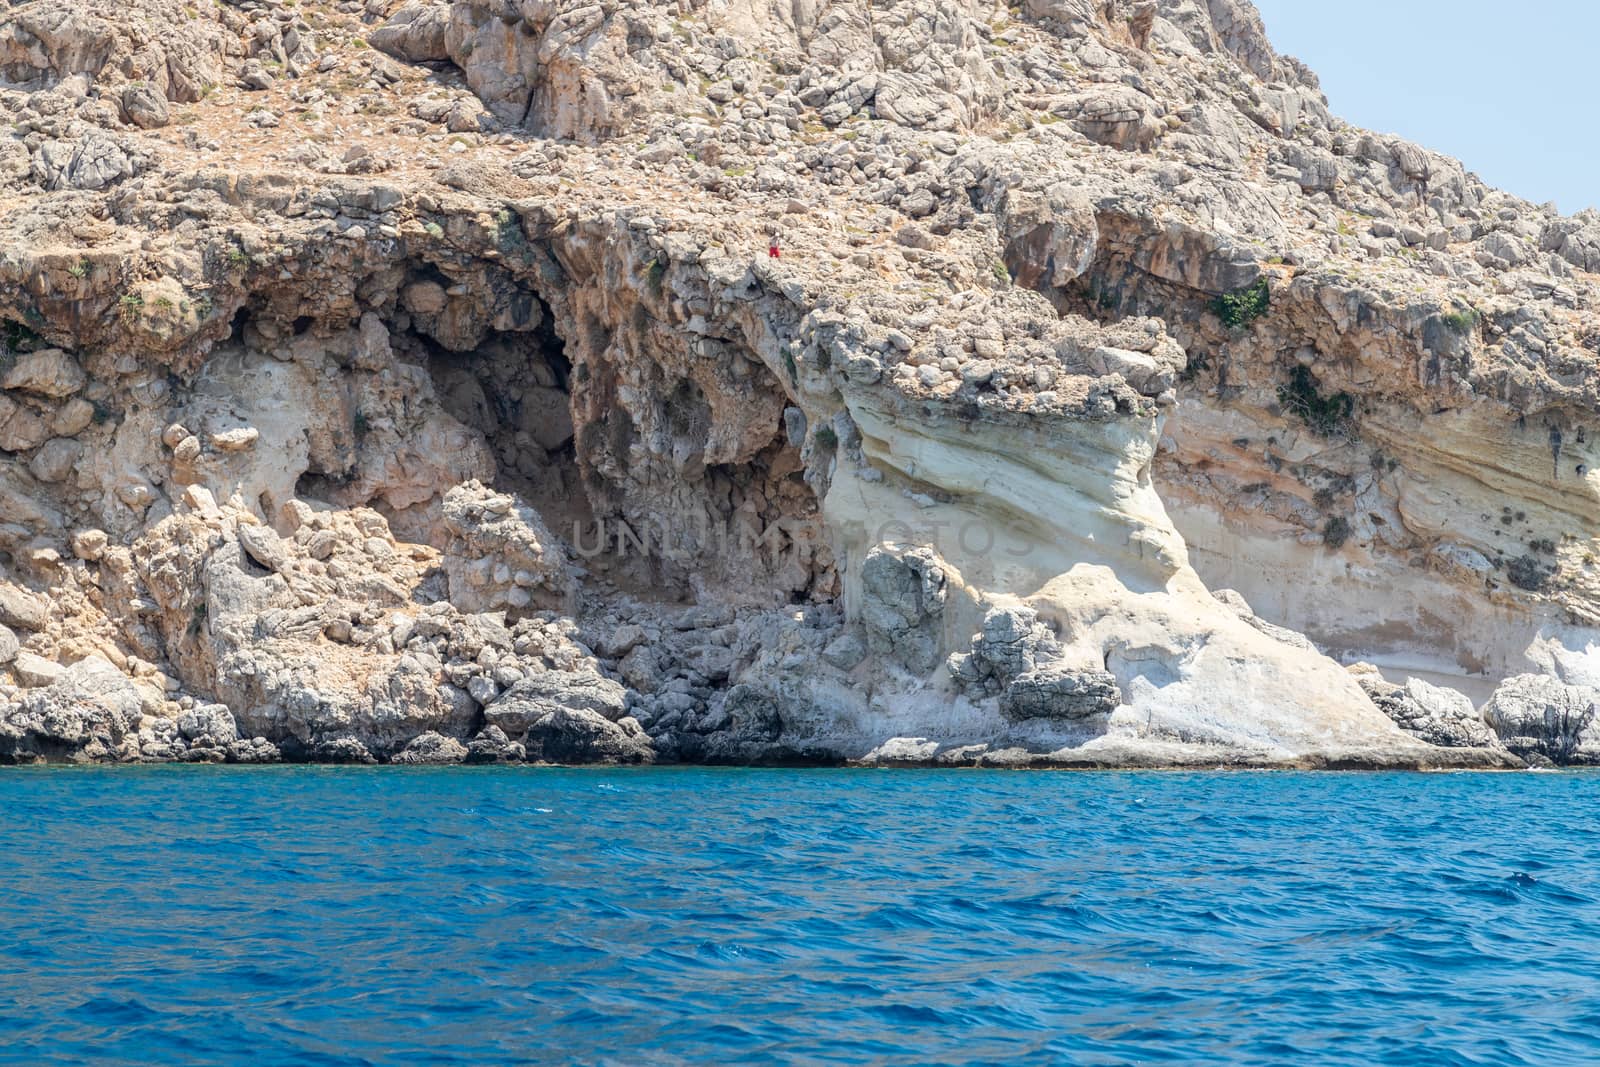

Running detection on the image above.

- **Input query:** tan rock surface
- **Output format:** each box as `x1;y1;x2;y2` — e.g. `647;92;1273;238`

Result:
0;0;1588;766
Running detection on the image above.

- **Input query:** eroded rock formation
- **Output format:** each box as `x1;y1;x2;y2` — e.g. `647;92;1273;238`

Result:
0;0;1593;766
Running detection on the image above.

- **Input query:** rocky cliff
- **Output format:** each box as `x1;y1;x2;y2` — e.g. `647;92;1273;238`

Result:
1;0;1594;767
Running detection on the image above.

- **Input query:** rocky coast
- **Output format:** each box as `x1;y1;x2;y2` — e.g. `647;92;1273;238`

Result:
1;0;1596;768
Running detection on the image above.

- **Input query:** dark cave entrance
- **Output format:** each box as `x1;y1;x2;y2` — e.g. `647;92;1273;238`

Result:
276;265;836;609
422;298;587;530
568;368;831;607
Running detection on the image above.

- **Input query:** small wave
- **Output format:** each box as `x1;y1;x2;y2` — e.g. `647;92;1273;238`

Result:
3;768;1600;1065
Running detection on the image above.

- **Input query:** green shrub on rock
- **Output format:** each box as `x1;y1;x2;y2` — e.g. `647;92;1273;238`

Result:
1210;278;1271;330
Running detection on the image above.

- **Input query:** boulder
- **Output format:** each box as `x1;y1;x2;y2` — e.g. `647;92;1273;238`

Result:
31;134;134;190
119;83;170;128
0;397;49;453
999;666;1122;723
1483;675;1600;765
371;3;452;63
311;737;378;764
0;582;47;632
1354;669;1497;749
0;657;140;762
821;632;868;671
1001;182;1098;291
1;348;85;397
11;652;64;689
227;737;283;763
28;438;81;483
177;703;238;745
391;731;469;764
526;708;653;765
485;670;629;736
465;724;526;764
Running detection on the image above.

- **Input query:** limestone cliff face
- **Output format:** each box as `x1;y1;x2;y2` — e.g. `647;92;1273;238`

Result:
0;0;1590;766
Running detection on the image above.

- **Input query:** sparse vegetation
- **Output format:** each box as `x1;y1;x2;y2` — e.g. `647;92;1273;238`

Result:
1278;365;1354;437
1210;279;1271;330
1;318;41;353
1179;350;1210;384
118;293;145;319
1441;305;1480;335
1506;554;1549;592
1547;701;1596;764
814;424;838;450
493;208;527;252
1323;516;1351;550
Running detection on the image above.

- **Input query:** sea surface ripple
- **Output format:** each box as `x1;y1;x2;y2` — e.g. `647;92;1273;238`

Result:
1;767;1597;1065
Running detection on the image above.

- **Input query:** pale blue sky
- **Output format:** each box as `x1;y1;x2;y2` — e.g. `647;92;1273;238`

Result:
1251;1;1598;215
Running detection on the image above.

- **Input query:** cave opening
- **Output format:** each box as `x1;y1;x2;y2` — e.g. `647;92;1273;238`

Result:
408;292;833;609
212;260;837;616
561;365;832;608
422;297;585;530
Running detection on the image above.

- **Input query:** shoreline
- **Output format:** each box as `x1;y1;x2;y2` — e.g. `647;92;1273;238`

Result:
0;746;1531;772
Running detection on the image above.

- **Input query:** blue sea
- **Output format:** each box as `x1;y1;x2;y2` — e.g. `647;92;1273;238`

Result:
1;768;1597;1065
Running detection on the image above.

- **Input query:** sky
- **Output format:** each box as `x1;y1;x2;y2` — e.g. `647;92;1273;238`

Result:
1250;0;1598;215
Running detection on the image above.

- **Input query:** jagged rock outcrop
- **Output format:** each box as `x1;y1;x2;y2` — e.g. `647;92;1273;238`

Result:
0;0;229;102
0;657;142;763
0;0;1583;767
1483;675;1600;765
1352;666;1499;750
860;546;949;675
950;606;1122;723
